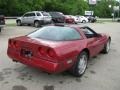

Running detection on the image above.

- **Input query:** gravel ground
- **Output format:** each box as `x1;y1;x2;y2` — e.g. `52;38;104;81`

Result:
0;22;120;90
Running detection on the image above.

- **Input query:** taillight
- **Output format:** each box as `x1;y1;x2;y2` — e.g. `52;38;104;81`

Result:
47;49;56;58
13;41;18;48
38;47;56;58
38;47;46;55
8;39;18;48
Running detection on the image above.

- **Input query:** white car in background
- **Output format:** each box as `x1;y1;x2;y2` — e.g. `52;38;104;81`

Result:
77;16;88;23
70;15;80;24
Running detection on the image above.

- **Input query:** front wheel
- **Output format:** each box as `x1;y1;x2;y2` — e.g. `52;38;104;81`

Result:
71;51;88;77
17;20;22;26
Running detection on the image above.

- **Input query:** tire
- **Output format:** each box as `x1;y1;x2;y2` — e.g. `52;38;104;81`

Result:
27;24;31;26
51;20;55;24
75;22;78;24
34;21;40;28
82;20;86;23
102;39;111;54
0;28;1;32
71;51;88;77
17;20;22;26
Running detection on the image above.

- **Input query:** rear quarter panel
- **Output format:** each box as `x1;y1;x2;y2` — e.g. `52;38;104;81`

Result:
54;40;87;61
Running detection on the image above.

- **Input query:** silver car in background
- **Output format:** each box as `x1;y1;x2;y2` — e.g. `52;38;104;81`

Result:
16;11;52;27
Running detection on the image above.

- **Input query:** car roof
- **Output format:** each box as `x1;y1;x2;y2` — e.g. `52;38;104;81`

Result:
26;11;47;13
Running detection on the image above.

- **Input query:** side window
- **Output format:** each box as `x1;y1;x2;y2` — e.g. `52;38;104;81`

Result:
36;13;41;16
82;28;94;35
42;12;50;16
81;16;83;18
81;27;96;38
29;13;35;17
23;13;29;17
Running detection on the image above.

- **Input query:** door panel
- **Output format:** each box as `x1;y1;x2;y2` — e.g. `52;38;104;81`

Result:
21;17;28;24
87;38;98;57
95;36;106;53
80;26;105;57
21;13;29;24
87;36;105;57
27;13;36;24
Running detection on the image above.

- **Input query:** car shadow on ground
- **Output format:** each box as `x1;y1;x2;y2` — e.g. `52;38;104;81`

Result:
0;54;104;85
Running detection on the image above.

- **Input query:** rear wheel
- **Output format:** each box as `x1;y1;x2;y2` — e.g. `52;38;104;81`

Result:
82;20;86;23
34;21;40;27
17;20;22;26
51;20;55;24
102;39;111;54
0;28;1;32
71;51;88;77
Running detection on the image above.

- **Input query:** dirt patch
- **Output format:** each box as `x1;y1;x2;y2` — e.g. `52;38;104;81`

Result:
3;81;9;84
90;70;96;74
12;85;27;90
75;78;81;82
17;72;33;81
2;68;12;75
0;72;4;81
84;76;88;79
44;85;54;90
59;80;64;84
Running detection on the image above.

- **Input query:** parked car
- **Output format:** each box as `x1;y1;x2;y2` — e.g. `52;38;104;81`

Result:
16;11;52;27
65;15;75;24
77;16;88;23
49;12;65;23
0;12;5;32
7;25;111;77
117;18;120;22
71;15;80;24
84;15;97;23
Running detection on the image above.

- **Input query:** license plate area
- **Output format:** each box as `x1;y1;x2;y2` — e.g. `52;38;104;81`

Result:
21;48;33;58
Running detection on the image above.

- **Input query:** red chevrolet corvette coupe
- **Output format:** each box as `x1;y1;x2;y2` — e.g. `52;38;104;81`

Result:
7;25;111;77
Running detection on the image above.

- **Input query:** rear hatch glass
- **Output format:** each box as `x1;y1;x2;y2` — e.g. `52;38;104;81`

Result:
28;26;81;41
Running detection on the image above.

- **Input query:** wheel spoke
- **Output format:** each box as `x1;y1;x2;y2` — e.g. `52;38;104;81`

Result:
106;41;110;52
78;55;87;74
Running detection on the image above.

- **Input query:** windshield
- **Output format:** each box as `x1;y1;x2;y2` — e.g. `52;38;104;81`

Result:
28;26;81;41
49;12;64;17
41;12;50;16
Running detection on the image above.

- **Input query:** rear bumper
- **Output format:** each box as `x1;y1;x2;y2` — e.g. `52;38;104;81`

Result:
7;48;67;73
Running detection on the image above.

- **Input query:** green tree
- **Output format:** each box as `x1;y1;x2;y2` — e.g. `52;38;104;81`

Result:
93;0;116;17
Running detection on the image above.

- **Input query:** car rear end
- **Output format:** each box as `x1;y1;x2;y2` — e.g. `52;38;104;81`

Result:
85;15;97;23
41;11;52;24
91;17;97;23
7;26;83;74
65;15;75;24
7;37;73;73
49;12;65;23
